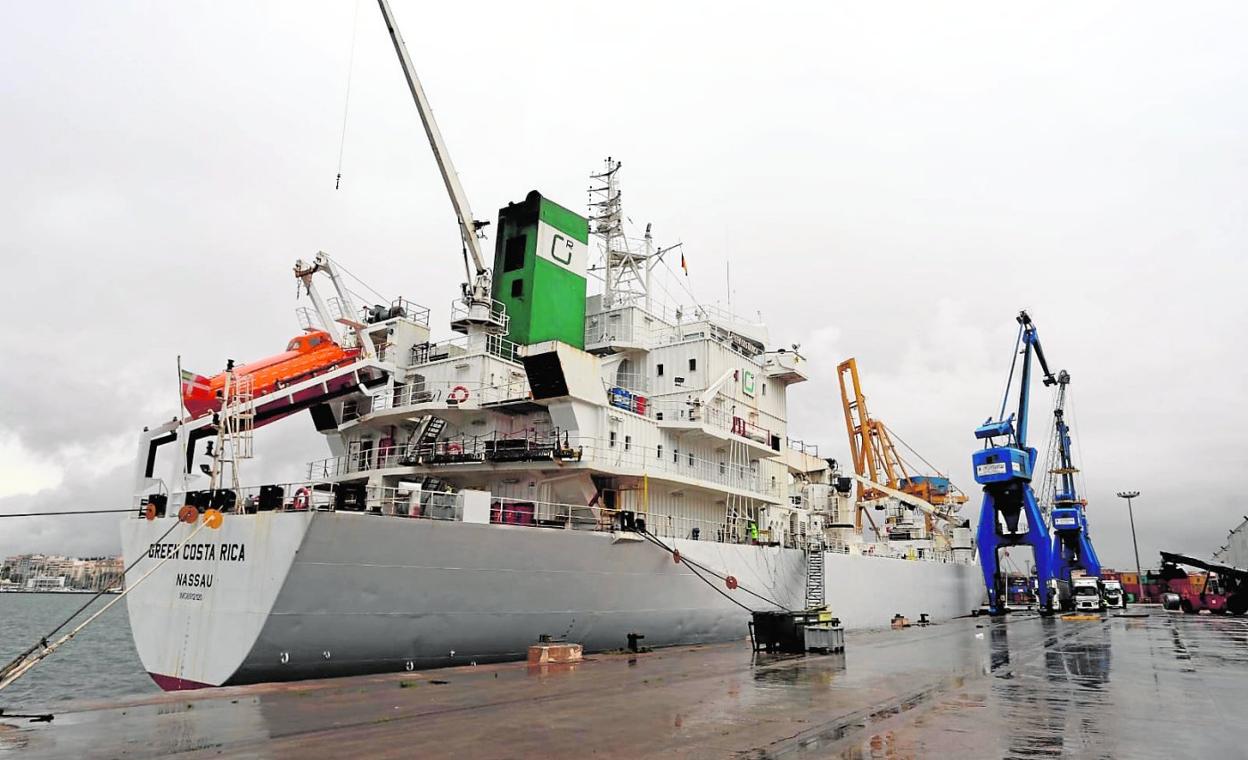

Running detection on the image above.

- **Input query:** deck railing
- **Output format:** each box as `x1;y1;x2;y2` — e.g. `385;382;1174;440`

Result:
305;433;787;500
409;332;521;367
134;485;970;561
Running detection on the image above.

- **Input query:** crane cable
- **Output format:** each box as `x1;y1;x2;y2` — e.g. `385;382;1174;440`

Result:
334;0;363;190
997;321;1025;424
0;515;217;694
1067;387;1090;508
881;423;954;483
323;254;392;304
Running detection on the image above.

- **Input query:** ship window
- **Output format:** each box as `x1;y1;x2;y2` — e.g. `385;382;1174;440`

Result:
287;339;300;351
656;363;664;376
687;452;695;467
673;447;679;463
609;431;617;447
689;358;697;372
624;435;632;451
308;336;323;347
719;461;725;475
503;235;526;272
657;444;663;460
511;279;524;298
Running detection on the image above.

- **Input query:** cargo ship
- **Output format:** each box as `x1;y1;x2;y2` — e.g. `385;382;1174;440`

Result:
119;1;982;690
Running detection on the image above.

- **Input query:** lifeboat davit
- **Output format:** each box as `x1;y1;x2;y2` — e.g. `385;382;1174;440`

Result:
180;330;361;419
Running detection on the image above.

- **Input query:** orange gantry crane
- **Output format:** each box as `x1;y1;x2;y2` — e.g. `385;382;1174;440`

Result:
836;357;967;534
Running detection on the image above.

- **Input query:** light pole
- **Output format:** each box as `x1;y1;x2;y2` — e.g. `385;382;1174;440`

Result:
1117;491;1143;602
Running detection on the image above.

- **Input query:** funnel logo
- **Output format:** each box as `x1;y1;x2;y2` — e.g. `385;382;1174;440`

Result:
551;234;574;266
535;220;587;277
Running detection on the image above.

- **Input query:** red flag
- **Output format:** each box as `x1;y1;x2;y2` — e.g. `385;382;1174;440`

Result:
680;251;688;276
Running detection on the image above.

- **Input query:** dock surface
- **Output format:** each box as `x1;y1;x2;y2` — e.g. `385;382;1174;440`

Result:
2;610;1246;758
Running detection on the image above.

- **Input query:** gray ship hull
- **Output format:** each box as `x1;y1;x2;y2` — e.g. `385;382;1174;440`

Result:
121;512;980;689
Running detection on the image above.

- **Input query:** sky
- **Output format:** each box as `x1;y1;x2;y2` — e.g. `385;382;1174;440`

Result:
1;1;1246;571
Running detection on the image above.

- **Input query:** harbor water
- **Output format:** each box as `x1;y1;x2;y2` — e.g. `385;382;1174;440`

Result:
0;594;156;707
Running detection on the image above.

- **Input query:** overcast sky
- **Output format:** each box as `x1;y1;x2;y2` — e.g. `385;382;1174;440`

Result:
2;1;1246;571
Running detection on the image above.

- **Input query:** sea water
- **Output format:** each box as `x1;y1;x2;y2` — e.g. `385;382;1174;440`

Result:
0;593;156;708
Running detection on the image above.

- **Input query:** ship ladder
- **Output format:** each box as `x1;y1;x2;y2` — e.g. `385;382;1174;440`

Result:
418;415;446;444
805;547;826;609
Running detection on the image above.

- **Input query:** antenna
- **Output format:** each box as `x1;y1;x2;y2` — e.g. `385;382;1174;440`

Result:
588;158;676;311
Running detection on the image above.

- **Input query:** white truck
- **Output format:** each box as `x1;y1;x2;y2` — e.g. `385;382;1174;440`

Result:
1072;576;1105;612
1101;579;1126;609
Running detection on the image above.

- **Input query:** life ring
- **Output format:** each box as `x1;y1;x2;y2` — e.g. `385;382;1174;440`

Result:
292;487;310;511
144;503;157;521
447;442;463;455
178;506;198;524
448;385;470;404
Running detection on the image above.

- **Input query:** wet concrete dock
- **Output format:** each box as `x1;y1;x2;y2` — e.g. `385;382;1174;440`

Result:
3;610;1246;758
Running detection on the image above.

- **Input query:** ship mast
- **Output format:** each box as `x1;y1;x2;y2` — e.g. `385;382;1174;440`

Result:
588;158;677;311
375;0;503;333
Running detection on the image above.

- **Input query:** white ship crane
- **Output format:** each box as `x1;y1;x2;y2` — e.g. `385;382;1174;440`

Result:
376;0;506;335
293;251;374;357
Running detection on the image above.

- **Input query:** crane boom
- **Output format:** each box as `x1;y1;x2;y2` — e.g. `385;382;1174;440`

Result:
376;0;487;278
845;473;959;526
1015;310;1057;448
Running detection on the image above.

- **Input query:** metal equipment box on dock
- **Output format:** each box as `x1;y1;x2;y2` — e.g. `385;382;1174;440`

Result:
750;609;844;654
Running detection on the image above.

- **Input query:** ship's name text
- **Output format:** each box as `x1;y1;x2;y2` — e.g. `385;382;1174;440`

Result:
146;542;247;562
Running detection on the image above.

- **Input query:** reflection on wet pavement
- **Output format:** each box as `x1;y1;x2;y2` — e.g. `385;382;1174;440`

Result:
4;612;1247;758
842;613;1248;759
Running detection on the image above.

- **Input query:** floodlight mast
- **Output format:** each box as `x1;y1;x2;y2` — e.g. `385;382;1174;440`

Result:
376;0;492;306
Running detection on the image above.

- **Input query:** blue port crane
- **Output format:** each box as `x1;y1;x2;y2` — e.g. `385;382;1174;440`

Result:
1045;370;1102;591
973;311;1058;614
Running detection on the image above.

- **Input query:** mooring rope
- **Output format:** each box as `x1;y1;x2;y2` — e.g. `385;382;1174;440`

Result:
0;514;217;693
0;508;137;518
639;528;791;613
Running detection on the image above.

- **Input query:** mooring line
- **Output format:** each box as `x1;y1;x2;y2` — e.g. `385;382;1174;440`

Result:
0;515;218;693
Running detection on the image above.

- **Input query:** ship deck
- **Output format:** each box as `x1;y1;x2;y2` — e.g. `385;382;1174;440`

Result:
3;609;1247;758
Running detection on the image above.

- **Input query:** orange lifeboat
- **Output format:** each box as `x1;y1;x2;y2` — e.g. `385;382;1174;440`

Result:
181;330;360;419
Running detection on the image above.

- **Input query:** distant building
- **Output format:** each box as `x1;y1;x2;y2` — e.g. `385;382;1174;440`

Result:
1;553;125;591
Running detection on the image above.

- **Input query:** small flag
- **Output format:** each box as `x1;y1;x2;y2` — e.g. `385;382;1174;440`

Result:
680;251;688;276
180;369;210;392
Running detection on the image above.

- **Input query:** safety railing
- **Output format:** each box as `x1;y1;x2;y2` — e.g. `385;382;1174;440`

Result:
360;296;430;328
364;378;532;417
136;483;972;559
649;399;775;448
786;438;820;458
301;432;785;500
449;298;510;333
410;332;521;366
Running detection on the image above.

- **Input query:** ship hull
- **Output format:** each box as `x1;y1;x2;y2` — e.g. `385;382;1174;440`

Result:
121;513;981;689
